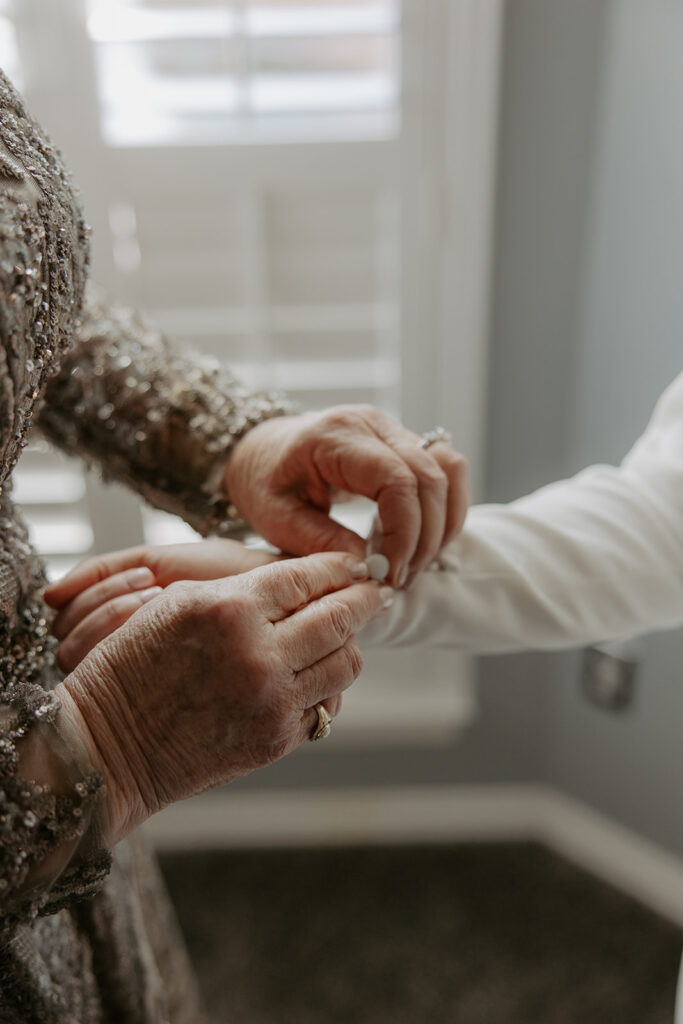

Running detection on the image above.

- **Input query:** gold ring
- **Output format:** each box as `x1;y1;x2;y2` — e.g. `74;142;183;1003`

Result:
311;703;332;741
418;427;452;450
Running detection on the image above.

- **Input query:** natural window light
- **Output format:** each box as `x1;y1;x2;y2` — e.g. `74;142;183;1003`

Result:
86;0;400;146
0;3;21;90
11;0;402;574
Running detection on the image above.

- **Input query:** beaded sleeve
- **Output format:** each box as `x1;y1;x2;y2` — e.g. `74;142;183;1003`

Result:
0;513;110;937
0;686;110;940
37;292;294;535
0;70;119;933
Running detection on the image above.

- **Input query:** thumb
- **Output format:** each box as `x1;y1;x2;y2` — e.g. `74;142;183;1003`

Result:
268;498;367;560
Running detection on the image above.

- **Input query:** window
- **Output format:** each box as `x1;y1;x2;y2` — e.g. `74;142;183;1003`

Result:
14;0;403;572
86;0;400;146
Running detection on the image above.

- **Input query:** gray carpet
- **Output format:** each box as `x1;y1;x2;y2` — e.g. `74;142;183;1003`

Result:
160;843;683;1024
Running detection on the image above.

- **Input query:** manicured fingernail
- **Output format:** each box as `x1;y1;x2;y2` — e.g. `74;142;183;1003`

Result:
379;586;394;610
346;559;369;580
396;565;409;588
366;553;390;582
138;586;162;603
127;567;155;589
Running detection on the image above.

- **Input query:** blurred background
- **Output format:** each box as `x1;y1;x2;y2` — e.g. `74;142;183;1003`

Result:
4;1;683;1020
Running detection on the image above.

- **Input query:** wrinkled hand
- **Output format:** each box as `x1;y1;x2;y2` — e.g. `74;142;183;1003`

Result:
54;553;389;846
44;540;280;673
224;406;469;587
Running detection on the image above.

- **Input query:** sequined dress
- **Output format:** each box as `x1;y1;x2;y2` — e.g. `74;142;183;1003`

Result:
0;72;289;1023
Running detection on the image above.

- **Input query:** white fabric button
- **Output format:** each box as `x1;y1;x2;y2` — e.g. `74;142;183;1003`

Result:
366;553;390;581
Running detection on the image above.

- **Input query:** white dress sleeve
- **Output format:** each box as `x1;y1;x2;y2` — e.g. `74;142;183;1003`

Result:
361;370;683;653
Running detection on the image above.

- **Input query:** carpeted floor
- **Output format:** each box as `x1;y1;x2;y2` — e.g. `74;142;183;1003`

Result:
160;843;683;1024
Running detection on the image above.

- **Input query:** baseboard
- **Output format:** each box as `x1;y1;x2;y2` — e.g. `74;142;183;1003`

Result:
146;783;683;929
535;790;683;931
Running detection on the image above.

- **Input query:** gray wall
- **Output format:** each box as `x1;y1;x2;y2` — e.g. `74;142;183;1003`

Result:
484;0;683;856
544;0;683;856
238;0;683;860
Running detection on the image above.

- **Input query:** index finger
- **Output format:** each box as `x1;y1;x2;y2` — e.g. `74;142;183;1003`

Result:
44;548;149;609
241;551;370;621
278;580;391;672
315;436;422;586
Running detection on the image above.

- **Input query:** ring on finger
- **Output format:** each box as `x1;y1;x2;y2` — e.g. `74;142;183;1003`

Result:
310;703;333;741
418;426;452;450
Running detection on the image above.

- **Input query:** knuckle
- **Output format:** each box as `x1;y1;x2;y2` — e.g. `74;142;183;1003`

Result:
320;403;375;431
318;404;354;430
420;463;448;495
325;600;353;643
279;561;312;605
163;578;198;612
387;475;419;507
324;644;363;691
388;469;419;500
109;593;139;623
354;402;381;424
345;641;364;679
164;580;225;631
81;557;112;585
164;578;193;601
295;412;325;447
95;576;118;601
302;659;325;695
215;590;254;632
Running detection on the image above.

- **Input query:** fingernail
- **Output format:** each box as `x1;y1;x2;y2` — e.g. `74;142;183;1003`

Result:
396;565;409;588
139;586;162;603
127;567;155;589
379;586;394;610
345;558;369;580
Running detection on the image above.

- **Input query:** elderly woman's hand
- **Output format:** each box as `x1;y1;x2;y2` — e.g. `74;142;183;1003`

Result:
44;539;280;673
54;552;389;847
223;405;469;587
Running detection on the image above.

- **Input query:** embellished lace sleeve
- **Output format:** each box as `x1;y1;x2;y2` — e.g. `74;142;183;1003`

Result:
37;292;294;535
0;682;111;938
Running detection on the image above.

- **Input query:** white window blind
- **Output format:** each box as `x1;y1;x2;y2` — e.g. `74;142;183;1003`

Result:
86;0;400;146
85;0;403;546
13;0;403;568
